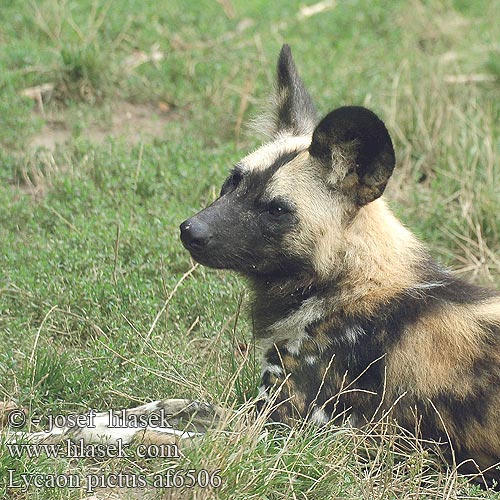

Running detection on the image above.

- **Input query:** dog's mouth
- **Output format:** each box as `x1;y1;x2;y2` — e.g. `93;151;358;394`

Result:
183;247;227;270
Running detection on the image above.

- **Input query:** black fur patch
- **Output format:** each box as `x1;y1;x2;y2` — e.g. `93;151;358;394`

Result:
251;278;322;338
417;256;500;303
309;106;395;205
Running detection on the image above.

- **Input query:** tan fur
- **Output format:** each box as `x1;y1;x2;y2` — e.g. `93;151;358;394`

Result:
387;298;500;399
387;305;484;397
267;151;347;276
478;299;500;324
336;200;427;315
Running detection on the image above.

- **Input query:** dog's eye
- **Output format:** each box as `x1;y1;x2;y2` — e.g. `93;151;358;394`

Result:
267;202;289;217
220;171;242;196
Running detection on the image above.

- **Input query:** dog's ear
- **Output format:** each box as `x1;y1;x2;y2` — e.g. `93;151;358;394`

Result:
309;106;395;205
272;44;317;137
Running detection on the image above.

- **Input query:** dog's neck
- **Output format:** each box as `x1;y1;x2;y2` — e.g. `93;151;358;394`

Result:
334;198;428;317
249;273;322;339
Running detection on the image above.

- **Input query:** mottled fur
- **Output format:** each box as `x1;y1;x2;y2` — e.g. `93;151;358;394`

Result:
180;45;500;484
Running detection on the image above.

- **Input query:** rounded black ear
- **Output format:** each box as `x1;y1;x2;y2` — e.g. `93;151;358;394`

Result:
309;106;395;205
273;44;317;136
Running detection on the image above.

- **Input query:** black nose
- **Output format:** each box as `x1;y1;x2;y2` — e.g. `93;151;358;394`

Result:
180;218;212;251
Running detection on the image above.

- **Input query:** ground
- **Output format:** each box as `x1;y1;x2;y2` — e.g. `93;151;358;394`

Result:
28;101;175;150
0;0;499;499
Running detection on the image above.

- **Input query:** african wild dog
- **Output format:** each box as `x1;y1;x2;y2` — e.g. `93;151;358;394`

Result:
7;45;500;486
179;45;500;482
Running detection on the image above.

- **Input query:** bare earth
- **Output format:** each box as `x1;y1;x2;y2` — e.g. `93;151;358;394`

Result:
29;100;175;150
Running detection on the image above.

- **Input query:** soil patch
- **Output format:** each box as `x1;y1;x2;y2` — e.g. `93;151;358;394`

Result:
29;100;176;150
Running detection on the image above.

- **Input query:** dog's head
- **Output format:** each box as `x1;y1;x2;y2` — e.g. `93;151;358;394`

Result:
180;45;395;280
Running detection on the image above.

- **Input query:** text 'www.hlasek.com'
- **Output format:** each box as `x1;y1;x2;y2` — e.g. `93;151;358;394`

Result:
5;408;222;493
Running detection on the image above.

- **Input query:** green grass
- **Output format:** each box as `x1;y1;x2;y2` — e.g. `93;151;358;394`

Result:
1;0;499;498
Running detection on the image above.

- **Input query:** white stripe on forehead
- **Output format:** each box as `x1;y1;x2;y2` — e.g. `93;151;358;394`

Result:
240;135;311;172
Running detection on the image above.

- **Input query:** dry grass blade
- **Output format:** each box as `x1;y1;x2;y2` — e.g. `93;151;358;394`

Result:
298;0;336;18
444;73;498;84
143;264;199;349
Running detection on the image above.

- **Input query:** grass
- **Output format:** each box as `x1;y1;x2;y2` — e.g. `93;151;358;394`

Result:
0;0;499;498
